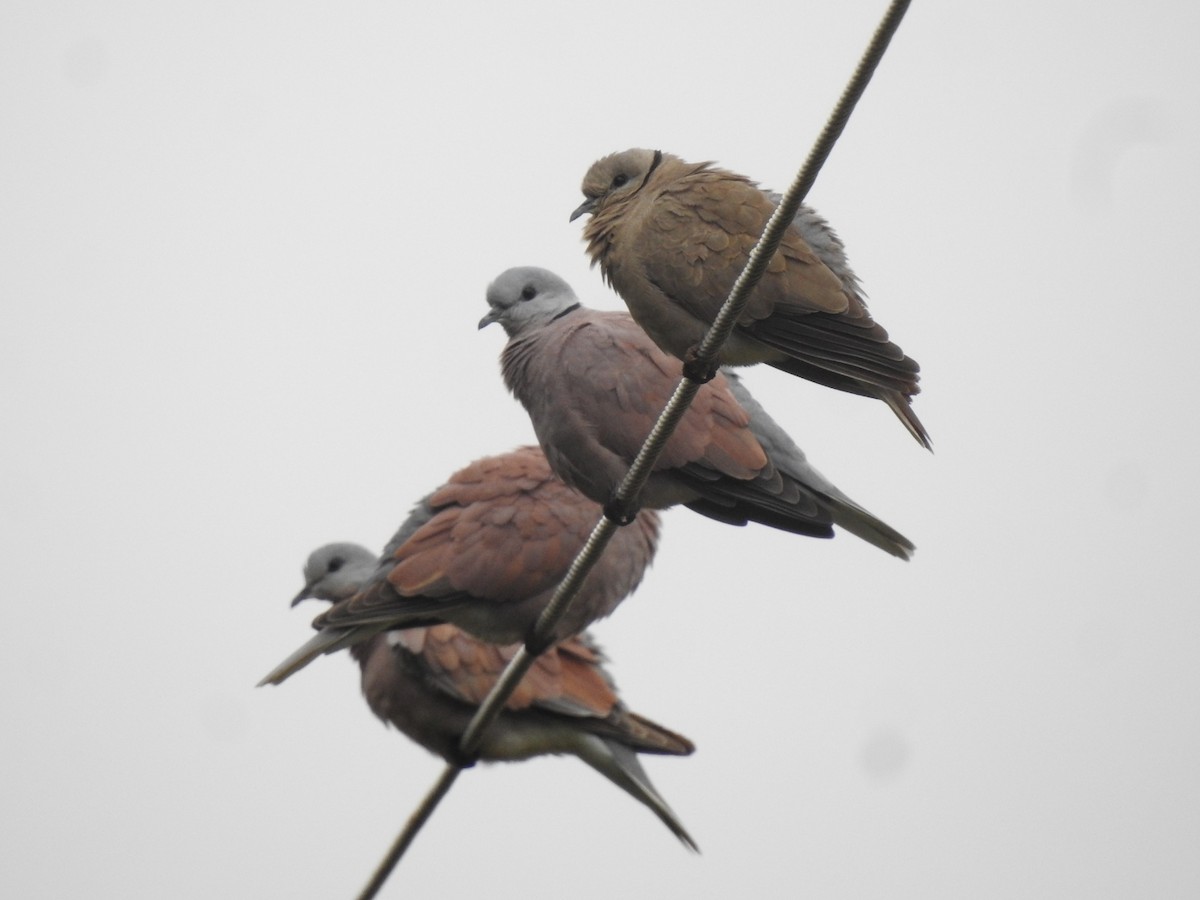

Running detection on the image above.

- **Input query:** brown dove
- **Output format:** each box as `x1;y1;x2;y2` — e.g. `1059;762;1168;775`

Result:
258;446;660;686
570;148;930;449
286;542;697;850
479;267;914;558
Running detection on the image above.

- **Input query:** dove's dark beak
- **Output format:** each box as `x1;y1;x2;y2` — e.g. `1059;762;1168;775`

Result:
290;584;316;607
569;197;597;222
478;307;502;330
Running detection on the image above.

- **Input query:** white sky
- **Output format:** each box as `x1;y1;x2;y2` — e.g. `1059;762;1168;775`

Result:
3;2;1199;897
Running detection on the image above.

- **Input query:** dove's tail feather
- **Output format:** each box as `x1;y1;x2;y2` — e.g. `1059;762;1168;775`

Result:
720;370;919;556
683;494;836;538
827;495;916;561
619;712;696;756
883;391;933;451
764;354;932;451
576;735;699;852
257;626;372;687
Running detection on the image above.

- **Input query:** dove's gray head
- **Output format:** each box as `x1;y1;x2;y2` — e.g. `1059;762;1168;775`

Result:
570;148;663;221
478;266;581;338
292;542;375;606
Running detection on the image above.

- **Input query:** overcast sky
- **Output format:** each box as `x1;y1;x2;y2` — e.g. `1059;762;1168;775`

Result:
3;2;1199;898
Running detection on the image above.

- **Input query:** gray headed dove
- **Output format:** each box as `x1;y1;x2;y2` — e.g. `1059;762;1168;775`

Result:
258;446;660;685
479;267;914;559
286;542;697;850
570;148;930;449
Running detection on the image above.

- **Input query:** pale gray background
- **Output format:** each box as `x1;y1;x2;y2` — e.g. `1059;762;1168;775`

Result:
3;1;1198;897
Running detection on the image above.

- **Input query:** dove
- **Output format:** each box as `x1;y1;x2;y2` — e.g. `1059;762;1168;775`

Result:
258;446;660;686
479;267;914;559
285;542;698;850
570;148;930;449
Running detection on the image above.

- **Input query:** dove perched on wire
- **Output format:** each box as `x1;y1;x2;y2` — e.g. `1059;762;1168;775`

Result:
570;148;930;449
284;542;697;850
479;267;913;558
258;446;660;686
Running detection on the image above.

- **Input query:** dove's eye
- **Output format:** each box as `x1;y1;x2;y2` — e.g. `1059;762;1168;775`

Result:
612;173;629;188
521;285;537;301
327;557;344;573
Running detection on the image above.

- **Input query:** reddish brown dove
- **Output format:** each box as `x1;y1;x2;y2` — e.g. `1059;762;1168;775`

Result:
570;148;930;449
258;446;660;685
479;267;914;558
285;542;697;850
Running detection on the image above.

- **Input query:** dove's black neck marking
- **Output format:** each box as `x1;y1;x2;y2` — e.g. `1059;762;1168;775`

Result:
551;303;581;322
643;150;663;186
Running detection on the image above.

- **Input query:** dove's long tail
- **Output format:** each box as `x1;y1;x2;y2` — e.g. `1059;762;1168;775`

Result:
575;735;699;852
257;626;373;687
